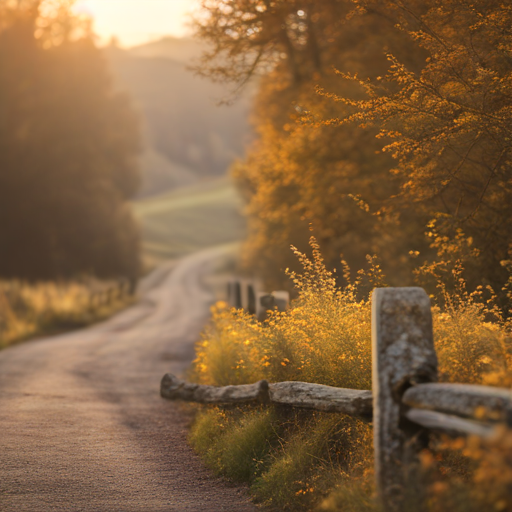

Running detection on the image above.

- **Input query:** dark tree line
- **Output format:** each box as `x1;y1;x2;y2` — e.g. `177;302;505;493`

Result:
0;1;141;281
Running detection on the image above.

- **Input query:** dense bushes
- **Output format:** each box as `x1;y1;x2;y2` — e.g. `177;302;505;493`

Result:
189;239;512;510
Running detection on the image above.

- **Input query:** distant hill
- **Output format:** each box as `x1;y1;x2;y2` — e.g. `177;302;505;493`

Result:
128;36;203;62
132;176;246;265
104;38;253;199
137;147;196;197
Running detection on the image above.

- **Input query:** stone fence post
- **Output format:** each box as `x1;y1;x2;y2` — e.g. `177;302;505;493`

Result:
372;287;438;512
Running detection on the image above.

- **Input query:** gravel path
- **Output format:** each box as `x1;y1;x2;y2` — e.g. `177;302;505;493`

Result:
0;247;257;511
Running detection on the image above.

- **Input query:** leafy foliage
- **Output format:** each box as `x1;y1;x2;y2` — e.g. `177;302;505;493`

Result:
195;0;512;300
335;0;512;296
190;239;512;510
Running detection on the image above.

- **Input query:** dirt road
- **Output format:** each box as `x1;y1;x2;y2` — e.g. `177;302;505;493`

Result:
0;246;257;512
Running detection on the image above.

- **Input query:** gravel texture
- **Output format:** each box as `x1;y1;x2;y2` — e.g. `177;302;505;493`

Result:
0;247;257;511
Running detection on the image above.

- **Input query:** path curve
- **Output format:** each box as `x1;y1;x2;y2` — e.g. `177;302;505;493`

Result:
0;246;257;512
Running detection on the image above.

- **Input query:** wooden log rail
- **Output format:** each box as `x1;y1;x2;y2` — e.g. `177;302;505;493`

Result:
161;375;512;432
161;374;373;418
402;382;512;422
160;287;512;512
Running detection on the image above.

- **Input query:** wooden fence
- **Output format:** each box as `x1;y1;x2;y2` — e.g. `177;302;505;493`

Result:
87;278;133;310
226;278;289;321
160;287;512;512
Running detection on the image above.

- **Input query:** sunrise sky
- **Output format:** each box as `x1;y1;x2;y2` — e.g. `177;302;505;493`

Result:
72;0;199;47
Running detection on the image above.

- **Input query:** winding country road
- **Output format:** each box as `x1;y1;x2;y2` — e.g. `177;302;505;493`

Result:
0;246;257;511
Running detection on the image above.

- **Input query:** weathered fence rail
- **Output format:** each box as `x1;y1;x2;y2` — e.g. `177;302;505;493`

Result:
161;373;373;417
160;286;512;512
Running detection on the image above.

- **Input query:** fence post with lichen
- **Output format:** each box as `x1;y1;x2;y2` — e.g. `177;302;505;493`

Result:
372;287;438;512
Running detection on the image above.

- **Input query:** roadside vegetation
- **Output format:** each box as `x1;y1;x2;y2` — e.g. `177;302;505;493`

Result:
0;2;143;349
188;238;512;511
194;0;512;300
187;1;512;506
0;279;134;349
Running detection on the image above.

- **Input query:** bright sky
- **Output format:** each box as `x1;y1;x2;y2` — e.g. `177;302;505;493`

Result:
72;0;199;47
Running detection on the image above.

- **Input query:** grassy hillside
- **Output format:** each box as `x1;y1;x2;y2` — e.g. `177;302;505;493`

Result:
132;177;246;265
137;146;197;197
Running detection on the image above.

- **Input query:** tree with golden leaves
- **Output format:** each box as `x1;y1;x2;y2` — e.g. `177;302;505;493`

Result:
195;0;429;287
336;0;512;293
196;0;512;299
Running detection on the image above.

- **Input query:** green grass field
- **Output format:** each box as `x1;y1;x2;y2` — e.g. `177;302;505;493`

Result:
132;177;246;265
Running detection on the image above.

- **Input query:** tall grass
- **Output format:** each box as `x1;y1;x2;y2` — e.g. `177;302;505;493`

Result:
189;237;512;511
195;239;372;390
0;279;133;349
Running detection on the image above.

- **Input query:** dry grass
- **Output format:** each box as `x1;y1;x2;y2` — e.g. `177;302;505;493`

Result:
189;237;512;510
0;279;133;349
194;239;372;390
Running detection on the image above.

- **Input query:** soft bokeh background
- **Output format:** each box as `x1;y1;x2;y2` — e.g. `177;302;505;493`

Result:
3;0;511;298
73;0;198;46
72;0;251;265
0;0;249;346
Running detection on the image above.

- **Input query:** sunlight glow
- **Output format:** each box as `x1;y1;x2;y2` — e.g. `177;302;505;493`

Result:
72;0;200;47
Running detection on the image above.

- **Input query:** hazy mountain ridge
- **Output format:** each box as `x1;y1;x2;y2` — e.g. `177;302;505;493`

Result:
104;38;253;199
127;36;204;62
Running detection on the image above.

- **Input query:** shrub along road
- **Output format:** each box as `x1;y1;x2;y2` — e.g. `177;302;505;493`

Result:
0;246;256;512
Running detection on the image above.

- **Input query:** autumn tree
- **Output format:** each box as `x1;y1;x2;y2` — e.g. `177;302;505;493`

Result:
194;0;354;88
0;0;141;281
195;0;427;287
337;0;512;293
196;0;512;298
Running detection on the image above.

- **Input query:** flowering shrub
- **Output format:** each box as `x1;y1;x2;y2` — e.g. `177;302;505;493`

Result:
190;238;512;510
